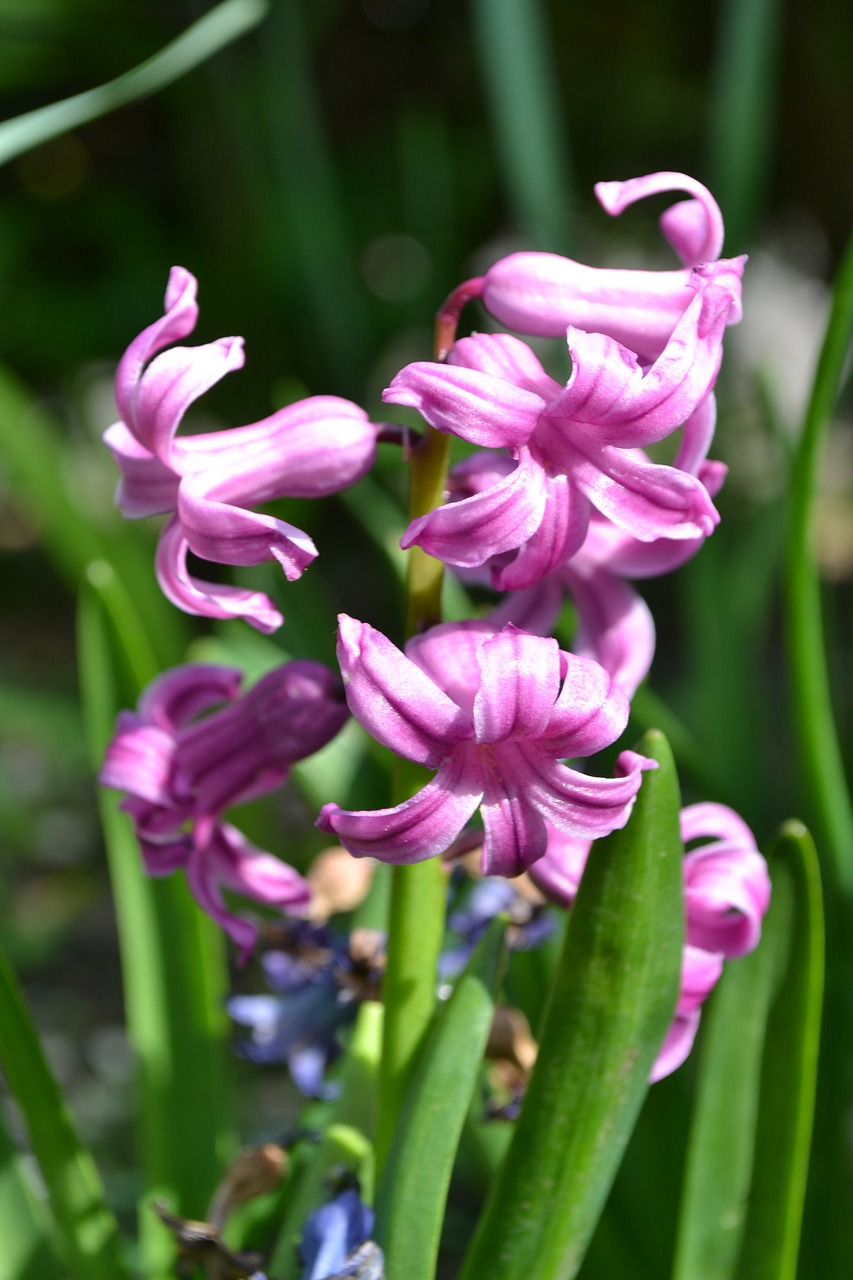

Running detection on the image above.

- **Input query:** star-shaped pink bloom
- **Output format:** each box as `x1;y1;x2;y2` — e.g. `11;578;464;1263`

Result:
386;283;726;588
104;267;385;632
317;616;653;878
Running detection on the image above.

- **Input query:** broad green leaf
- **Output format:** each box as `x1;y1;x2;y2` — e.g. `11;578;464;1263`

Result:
733;823;823;1280
0;938;125;1280
459;729;684;1280
77;581;235;1279
375;918;507;1280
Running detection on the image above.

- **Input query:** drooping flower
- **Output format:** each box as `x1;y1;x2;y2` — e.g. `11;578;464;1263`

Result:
386;285;727;590
228;921;384;1097
104;267;387;632
529;801;771;1078
436;171;745;361
317;616;654;878
100;661;348;959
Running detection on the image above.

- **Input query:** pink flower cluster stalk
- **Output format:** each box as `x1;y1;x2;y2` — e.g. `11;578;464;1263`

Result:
104;267;387;633
529;802;771;1078
100;661;348;960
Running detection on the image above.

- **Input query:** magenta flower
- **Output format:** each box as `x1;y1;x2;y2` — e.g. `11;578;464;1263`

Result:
101;661;348;959
528;801;770;1078
104;267;384;632
317;616;653;878
386;285;726;589
436;171;745;361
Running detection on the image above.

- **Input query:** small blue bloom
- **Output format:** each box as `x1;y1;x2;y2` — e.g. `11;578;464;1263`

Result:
300;1190;384;1280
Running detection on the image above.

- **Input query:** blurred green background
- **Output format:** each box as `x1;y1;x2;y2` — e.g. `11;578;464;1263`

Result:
0;0;851;1263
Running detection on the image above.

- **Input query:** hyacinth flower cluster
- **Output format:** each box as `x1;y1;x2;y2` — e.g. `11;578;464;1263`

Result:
100;660;347;960
100;172;772;1257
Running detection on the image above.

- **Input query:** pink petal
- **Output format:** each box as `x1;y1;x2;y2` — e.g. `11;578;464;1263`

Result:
673;394;717;475
473;629;562;743
447;332;562;400
103;422;179;517
406;619;497;718
100;718;176;804
129;337;245;459
521;749;652;838
594;172;725;265
527;826;591;907
563;566;656;698
650;1010;702;1083
384;361;544;449
401;447;547;569
138;664;243;731
155;517;284;633
114;266;199;429
491;472;589;591
336;615;472;766
570;442;720;542
479;750;550;876
316;749;483;863
177;478;318;579
539;653;630;757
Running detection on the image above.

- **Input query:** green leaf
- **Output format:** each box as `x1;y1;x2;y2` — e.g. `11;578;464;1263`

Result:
0;1107;63;1280
0;0;269;167
77;581;235;1278
733;823;824;1280
375;918;507;1280
459;729;684;1280
0;938;125;1280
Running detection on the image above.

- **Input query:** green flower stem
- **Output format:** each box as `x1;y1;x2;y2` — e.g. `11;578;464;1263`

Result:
377;425;453;1175
784;232;853;896
0;940;125;1280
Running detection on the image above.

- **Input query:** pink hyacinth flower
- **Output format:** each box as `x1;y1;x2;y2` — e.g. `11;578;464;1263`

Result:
528;802;769;1080
388;290;726;591
317;616;654;878
101;661;348;959
104;267;384;632
437;172;744;361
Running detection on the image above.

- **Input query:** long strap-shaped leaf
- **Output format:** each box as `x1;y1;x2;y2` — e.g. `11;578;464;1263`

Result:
459;728;684;1280
0;1109;63;1280
375;918;507;1280
0;940;125;1280
733;823;823;1280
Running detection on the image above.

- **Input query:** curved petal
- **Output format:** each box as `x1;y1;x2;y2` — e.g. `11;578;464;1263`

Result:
678;944;725;1015
487;577;565;637
479;749;549;876
594;172;725;265
401;448;547;569
102;422;179;517
155;517;284;633
492;472;588;591
447;332;562;400
539;653;629;757
521;749;652;838
673;394;717;475
545;286;729;449
100;718;176;804
130;336;245;460
406;619;496;718
473;629;562;743
650;1010;701;1083
176;478;318;579
571;443;720;542
527;826;591;907
384;361;544;449
138;663;242;731
316;749;483;864
336;615;472;766
680;801;757;849
114;266;199;429
684;847;770;958
563;567;656;698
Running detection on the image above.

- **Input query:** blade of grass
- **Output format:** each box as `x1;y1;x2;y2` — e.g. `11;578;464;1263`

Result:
0;0;270;167
470;0;574;251
733;822;823;1280
783;231;853;896
0;939;125;1280
0;1110;63;1280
